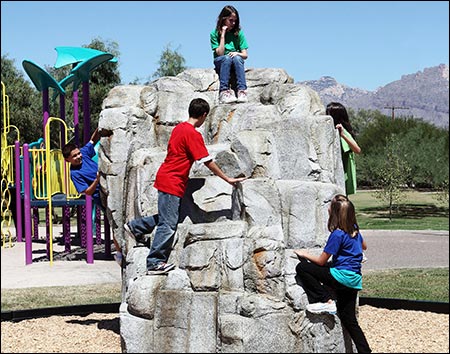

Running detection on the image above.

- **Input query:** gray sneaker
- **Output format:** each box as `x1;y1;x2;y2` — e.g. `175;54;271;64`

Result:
146;262;175;275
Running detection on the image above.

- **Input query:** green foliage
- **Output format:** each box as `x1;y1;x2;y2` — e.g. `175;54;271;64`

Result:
354;111;449;190
151;43;187;80
373;134;411;220
1;55;41;144
434;180;449;205
351;190;449;231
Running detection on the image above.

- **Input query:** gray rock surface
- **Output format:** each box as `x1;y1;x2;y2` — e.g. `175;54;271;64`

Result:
99;68;352;353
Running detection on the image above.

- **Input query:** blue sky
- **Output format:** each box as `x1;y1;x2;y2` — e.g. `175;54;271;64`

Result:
1;1;448;91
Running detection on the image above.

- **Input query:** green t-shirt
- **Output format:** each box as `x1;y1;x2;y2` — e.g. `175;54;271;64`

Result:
340;129;357;195
210;29;248;58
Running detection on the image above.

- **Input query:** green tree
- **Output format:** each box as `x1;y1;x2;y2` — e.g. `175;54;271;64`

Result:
356;112;449;189
151;43;187;81
374;134;412;220
1;54;41;144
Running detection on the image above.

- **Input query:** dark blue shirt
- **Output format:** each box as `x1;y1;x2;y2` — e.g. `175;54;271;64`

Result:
70;142;100;203
324;229;364;274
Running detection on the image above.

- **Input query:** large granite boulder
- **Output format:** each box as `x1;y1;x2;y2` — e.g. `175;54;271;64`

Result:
98;68;355;352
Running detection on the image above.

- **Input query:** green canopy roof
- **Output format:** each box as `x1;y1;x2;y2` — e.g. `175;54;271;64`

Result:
22;60;65;96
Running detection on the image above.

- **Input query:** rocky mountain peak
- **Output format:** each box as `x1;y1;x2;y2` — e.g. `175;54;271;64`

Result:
300;64;449;128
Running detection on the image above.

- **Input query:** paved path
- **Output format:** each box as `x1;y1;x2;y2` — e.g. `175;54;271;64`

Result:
1;225;122;289
1;228;448;289
362;229;449;272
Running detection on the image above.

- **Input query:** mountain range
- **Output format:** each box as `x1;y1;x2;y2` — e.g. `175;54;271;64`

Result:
300;64;449;129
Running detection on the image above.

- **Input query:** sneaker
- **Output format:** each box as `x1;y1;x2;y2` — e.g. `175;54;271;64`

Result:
124;223;146;244
146;262;175;275
306;301;337;314
114;251;123;266
219;89;237;104
236;90;248;103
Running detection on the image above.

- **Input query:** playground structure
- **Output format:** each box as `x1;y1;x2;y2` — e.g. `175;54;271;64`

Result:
1;47;117;265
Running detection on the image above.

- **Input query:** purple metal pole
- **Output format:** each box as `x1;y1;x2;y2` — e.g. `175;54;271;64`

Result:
82;82;90;145
85;195;94;263
104;212;111;258
74;90;79;146
59;95;66;146
63;206;71;253
42;89;49;138
46;206;50;260
14;141;23;242
23;144;32;265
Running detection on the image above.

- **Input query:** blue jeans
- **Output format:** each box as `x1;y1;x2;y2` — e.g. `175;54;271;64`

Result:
214;55;247;92
128;214;159;238
146;191;181;268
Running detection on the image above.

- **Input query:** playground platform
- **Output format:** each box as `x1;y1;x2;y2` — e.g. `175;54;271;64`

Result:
1;225;121;289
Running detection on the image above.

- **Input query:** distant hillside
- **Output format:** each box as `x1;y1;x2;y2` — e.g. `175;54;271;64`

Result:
300;64;449;128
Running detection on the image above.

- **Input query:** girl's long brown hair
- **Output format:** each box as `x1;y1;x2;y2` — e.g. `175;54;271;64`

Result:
327;194;359;237
215;5;241;35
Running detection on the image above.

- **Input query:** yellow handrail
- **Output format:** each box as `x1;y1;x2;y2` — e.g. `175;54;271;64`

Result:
1;81;20;248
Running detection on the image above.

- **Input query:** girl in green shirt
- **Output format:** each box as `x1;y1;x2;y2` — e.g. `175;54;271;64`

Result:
210;5;249;104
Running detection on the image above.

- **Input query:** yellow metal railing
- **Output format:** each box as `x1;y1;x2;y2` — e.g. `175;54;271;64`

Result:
1;81;20;248
44;117;80;264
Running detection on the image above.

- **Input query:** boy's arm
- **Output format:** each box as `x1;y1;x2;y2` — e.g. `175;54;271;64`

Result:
83;172;100;196
90;128;100;145
204;160;247;185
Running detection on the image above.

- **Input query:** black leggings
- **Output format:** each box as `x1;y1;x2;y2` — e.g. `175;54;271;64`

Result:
296;258;372;353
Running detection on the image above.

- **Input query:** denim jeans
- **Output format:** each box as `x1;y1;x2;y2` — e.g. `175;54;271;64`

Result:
127;214;159;238
214;55;247;92
146;191;181;268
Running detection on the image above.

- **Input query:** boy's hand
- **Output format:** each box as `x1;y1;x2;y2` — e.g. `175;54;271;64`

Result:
228;176;248;185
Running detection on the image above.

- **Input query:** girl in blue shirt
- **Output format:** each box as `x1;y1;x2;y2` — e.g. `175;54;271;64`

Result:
294;194;371;353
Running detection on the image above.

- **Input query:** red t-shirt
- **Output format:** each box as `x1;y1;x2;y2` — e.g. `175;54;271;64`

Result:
154;122;210;197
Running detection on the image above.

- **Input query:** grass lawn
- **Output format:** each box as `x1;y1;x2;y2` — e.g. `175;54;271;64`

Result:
351;189;449;231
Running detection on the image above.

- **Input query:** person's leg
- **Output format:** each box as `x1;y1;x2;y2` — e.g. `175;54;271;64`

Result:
336;289;372;353
295;258;335;303
214;55;233;92
146;191;181;269
232;56;247;91
127;214;159;238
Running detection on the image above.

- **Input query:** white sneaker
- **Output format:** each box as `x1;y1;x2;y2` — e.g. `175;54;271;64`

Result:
236;90;248;103
219;90;237;104
306;301;337;314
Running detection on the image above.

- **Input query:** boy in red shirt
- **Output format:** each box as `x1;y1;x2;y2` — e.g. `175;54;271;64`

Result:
125;98;247;274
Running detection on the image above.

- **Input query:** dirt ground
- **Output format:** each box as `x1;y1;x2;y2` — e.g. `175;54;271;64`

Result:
1;305;448;353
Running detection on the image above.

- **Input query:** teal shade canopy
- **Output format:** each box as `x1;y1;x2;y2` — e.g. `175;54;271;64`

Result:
52;74;79;101
70;53;114;82
22;60;65;96
54;46;117;69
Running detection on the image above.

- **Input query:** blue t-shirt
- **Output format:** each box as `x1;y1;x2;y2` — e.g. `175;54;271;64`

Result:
70;142;100;202
324;229;364;289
